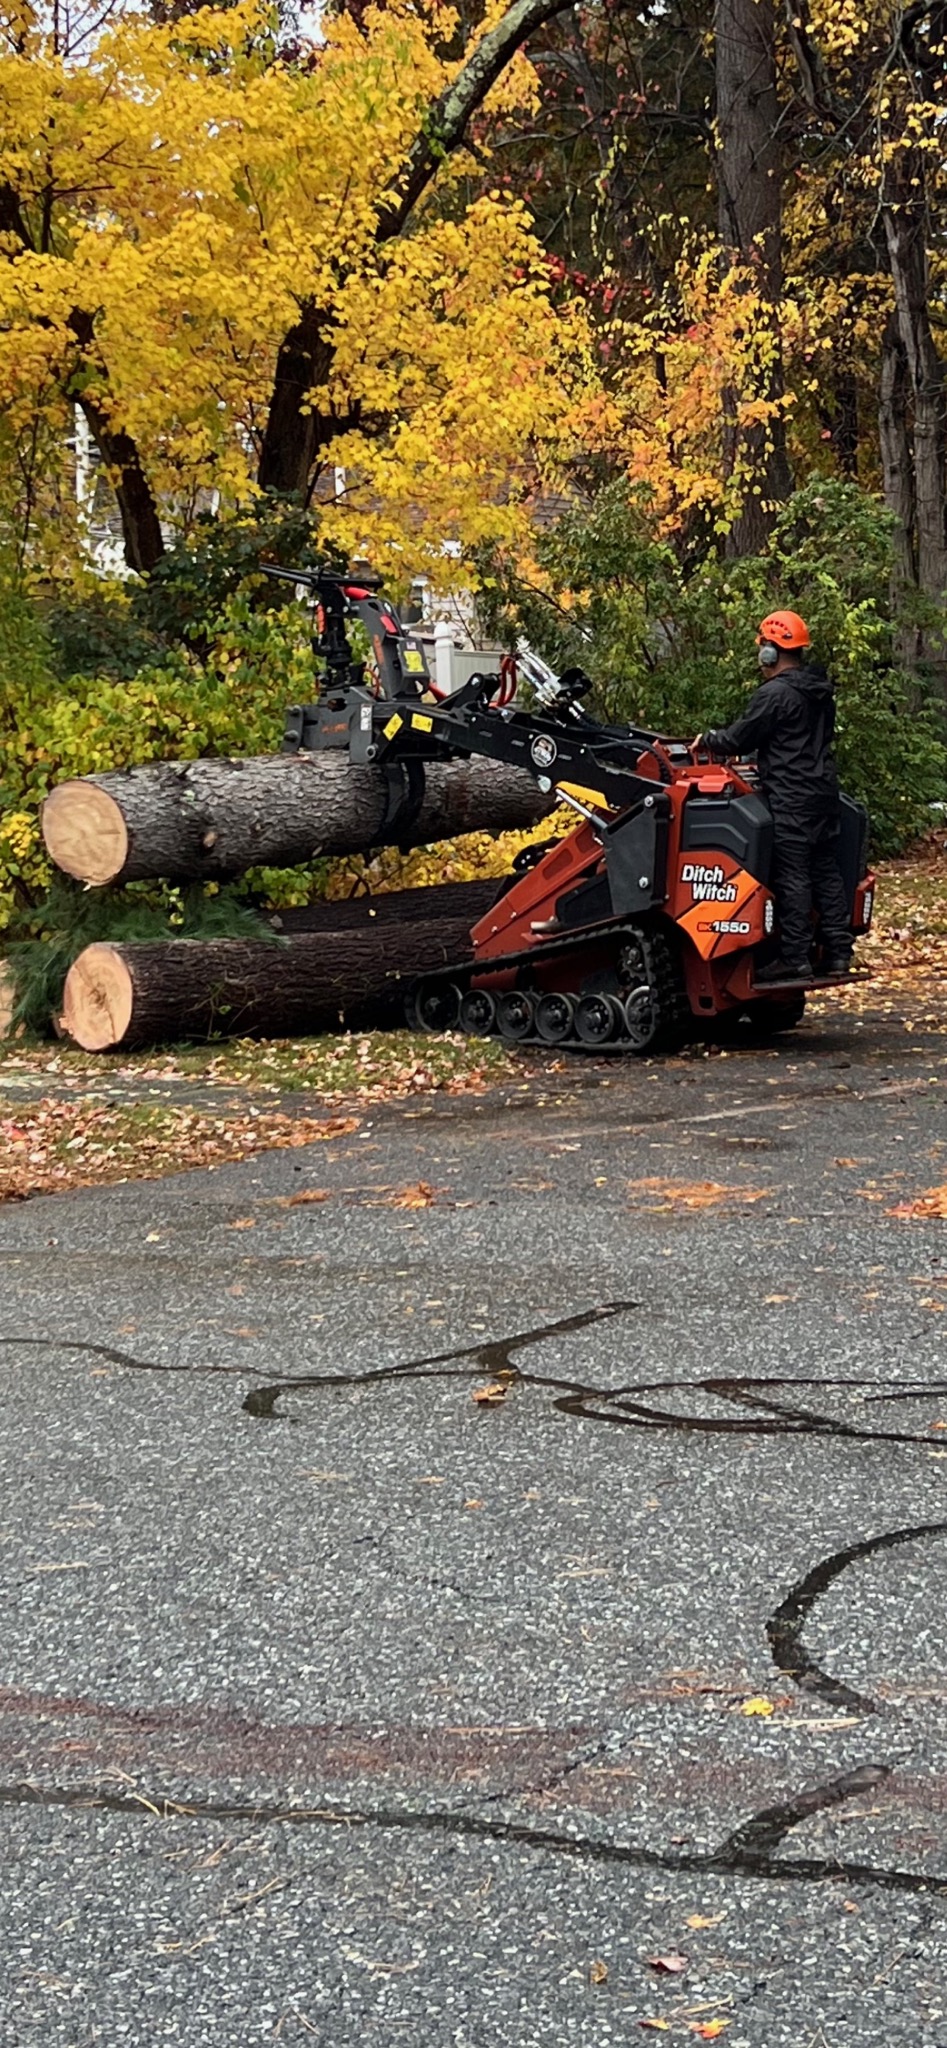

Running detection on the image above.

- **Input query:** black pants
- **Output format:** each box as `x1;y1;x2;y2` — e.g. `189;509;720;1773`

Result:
771;811;852;968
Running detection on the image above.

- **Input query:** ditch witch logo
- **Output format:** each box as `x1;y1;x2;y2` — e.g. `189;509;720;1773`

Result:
681;861;739;904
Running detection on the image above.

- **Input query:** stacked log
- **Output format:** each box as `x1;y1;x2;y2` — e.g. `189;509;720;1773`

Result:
41;745;547;1051
41;752;552;887
61;893;488;1052
0;961;15;1038
271;879;499;933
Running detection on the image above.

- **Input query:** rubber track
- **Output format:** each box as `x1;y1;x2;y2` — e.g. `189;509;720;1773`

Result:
636;922;691;1054
411;916;691;1056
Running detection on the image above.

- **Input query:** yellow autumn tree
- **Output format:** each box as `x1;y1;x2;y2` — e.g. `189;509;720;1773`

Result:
0;0;591;579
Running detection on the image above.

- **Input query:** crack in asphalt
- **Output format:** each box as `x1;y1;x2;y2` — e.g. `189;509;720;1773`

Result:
0;1764;940;1895
3;1325;946;1851
239;1302;639;1419
552;1374;947;1448
767;1520;947;1713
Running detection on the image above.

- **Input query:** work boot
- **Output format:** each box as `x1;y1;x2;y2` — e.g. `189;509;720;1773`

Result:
754;957;811;985
820;954;852;977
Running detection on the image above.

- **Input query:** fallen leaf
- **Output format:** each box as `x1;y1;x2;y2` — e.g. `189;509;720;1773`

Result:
638;2022;672;2034
228;1217;257;1230
739;1696;775;1717
649;1954;688;1975
887;1179;947;1218
388;1182;437;1209
589;1959;609;1985
762;1294;792;1304
464;1498;483;1509
472;1382;508;1406
688;2022;730;2039
285;1189;331;1207
628;1178;769;1212
685;1914;725;1931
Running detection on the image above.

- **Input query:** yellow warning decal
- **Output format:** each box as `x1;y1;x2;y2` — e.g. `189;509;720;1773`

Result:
411;713;434;733
557;780;612;812
383;713;403;740
404;648;426;673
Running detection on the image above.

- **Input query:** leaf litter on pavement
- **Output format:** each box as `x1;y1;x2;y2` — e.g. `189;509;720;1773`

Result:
0;1099;364;1203
4;841;947;1202
0;1030;501;1203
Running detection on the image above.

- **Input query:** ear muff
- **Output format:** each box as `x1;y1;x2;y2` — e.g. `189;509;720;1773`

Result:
758;640;780;668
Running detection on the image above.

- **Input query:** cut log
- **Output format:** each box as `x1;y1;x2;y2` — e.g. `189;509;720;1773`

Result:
42;752;553;888
0;960;16;1037
271;879;500;934
61;913;481;1052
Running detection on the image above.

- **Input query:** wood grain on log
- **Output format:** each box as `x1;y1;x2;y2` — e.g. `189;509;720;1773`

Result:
61;912;480;1051
42;752;552;887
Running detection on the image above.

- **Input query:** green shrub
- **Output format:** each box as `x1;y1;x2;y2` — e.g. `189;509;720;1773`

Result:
481;477;947;854
1;562;318;934
6;879;277;1036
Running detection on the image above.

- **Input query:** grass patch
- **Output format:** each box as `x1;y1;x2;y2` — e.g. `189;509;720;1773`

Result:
0;1030;521;1200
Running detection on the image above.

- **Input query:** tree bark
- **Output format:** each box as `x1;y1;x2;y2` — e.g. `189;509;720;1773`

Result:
41;752;554;887
62;915;481;1051
257;316;344;499
67;312;165;573
715;0;792;555
272;879;500;932
882;146;947;616
878;305;918;669
257;0;576;496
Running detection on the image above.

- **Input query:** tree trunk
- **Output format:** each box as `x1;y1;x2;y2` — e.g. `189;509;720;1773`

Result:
62;914;481;1051
41;752;554;888
715;0;792;555
882;147;947;621
829;363;859;476
878;306;920;668
257;0;576;497
67;313;165;572
257;311;340;499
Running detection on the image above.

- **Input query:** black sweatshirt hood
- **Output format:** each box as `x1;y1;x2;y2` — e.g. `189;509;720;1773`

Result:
776;661;834;702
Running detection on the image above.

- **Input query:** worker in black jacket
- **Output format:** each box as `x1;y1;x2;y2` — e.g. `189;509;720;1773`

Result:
694;611;853;982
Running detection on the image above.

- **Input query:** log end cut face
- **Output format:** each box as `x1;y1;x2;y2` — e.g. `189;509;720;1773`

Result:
0;961;15;1039
42;782;129;887
63;944;134;1050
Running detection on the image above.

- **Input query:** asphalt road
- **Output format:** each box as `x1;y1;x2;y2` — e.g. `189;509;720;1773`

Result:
2;999;947;2046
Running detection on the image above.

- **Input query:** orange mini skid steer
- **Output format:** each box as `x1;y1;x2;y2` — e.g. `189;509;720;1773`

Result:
275;565;873;1056
453;749;873;1052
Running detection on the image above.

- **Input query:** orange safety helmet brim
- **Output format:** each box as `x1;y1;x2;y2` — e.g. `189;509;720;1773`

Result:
757;609;811;650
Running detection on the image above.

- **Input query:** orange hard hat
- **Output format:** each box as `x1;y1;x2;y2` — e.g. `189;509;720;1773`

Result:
757;609;811;649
